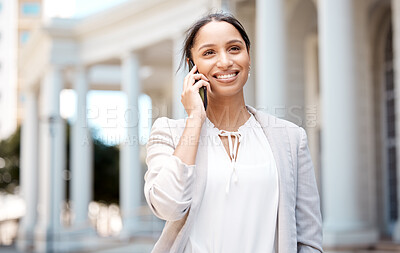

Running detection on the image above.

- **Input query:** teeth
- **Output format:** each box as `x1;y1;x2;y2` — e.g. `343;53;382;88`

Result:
216;73;237;79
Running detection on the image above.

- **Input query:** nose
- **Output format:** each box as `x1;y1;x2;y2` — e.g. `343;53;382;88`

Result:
216;52;233;69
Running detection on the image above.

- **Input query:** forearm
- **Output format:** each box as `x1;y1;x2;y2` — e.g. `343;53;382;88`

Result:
173;116;204;165
145;117;198;221
145;155;195;221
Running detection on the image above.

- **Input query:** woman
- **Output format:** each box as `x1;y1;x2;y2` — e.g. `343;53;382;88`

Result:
144;13;323;253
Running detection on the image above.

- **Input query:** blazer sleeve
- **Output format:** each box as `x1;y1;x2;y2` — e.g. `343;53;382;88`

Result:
144;117;196;221
296;127;324;253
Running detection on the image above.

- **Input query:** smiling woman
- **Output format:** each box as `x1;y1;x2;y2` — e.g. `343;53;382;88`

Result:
144;13;323;253
191;21;250;102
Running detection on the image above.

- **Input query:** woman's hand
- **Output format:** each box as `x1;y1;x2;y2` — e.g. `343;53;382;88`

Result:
181;65;211;122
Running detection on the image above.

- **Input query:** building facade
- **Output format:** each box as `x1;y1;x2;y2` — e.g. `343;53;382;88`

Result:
0;0;17;140
14;0;400;251
0;0;42;140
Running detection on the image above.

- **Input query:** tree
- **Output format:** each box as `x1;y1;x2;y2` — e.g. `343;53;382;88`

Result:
92;136;120;204
0;127;20;193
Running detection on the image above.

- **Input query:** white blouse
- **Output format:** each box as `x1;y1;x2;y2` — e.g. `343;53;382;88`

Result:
184;113;279;253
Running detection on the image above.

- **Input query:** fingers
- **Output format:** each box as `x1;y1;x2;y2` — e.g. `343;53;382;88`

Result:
183;75;211;94
181;79;210;104
191;73;209;83
183;68;209;91
181;65;210;119
183;65;197;90
192;80;210;93
181;64;211;110
183;65;198;90
189;64;197;74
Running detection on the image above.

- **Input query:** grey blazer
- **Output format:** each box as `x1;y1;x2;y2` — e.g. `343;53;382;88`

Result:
144;105;323;253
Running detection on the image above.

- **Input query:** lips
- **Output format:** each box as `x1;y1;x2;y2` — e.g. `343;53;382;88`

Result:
216;73;237;79
213;71;239;80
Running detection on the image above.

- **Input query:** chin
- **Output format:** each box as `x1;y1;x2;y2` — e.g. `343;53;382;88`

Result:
210;85;244;98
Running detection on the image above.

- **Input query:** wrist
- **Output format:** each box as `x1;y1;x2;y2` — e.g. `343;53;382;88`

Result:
186;114;204;127
188;110;205;121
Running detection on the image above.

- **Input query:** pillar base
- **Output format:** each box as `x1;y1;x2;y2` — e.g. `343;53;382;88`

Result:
119;217;140;241
34;226;101;253
60;226;97;252
34;229;63;253
393;220;400;242
16;229;35;252
323;227;379;248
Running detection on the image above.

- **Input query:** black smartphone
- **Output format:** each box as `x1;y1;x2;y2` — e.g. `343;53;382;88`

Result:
188;59;207;110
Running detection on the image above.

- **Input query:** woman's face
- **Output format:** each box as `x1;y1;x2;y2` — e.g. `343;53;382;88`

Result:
191;21;250;98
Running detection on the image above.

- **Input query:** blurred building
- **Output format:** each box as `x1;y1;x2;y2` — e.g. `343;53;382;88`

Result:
0;0;17;140
0;0;42;140
17;0;43;124
12;0;400;252
1;0;42;141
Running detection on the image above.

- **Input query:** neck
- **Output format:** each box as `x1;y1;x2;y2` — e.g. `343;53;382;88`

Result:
206;91;250;131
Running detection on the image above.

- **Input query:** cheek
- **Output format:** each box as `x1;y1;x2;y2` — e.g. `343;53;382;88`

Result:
235;54;250;68
196;60;213;75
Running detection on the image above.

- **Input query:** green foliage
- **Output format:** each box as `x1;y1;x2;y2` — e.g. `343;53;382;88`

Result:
93;136;120;204
0;127;21;193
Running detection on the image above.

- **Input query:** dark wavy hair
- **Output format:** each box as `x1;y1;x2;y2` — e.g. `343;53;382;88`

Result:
180;13;251;70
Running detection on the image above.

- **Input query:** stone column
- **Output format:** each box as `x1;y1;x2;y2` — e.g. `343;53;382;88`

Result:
319;0;378;247
392;0;400;242
120;52;141;238
172;34;186;119
17;88;39;252
70;66;92;230
304;34;321;191
255;0;287;114
35;65;66;252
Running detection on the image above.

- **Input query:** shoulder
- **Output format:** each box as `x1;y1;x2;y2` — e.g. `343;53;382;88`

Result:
248;105;305;146
152;117;186;130
150;117;187;135
247;105;296;127
248;105;302;131
149;117;186;147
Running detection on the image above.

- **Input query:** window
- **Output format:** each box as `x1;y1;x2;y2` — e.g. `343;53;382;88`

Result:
20;31;30;45
21;2;40;16
0;2;3;13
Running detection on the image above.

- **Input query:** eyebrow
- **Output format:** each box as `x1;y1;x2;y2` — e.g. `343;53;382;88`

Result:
198;39;244;51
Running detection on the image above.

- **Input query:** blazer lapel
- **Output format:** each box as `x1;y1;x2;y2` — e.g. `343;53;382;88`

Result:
247;105;297;252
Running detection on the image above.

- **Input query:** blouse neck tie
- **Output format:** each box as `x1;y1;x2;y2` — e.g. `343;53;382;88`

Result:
218;130;243;194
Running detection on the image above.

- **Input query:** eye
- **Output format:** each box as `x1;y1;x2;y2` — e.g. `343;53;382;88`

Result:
229;46;241;52
203;50;215;56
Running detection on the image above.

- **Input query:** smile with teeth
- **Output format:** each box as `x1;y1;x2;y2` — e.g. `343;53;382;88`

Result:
216;73;237;79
